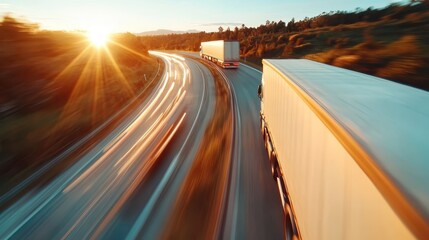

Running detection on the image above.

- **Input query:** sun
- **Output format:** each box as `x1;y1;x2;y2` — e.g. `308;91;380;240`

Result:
87;28;110;47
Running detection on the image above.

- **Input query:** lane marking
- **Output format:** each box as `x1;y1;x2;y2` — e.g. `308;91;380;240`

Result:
1;53;172;239
63;74;172;193
215;67;242;240
241;63;262;74
125;57;208;240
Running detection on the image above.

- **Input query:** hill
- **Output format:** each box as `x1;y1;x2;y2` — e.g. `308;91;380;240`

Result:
137;29;200;36
139;0;429;90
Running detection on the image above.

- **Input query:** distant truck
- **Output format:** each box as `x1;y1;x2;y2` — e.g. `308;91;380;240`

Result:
200;40;240;68
258;59;429;239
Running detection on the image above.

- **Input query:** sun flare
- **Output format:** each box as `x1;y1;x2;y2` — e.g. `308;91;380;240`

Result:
87;28;110;47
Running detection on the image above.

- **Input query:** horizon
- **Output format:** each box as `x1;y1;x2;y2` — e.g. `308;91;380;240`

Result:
1;0;428;239
0;0;406;34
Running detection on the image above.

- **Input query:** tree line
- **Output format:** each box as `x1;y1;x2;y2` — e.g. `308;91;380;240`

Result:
139;0;429;56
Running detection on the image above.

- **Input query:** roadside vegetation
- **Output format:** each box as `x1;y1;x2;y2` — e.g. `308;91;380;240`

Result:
0;15;160;193
163;58;233;239
140;0;429;90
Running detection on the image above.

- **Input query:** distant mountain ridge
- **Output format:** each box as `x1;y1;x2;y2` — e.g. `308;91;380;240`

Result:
136;29;200;36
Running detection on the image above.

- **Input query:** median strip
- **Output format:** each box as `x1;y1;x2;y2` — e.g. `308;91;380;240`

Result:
161;57;234;239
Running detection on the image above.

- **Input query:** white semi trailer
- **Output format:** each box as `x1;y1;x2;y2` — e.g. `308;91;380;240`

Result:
258;59;429;239
200;40;240;68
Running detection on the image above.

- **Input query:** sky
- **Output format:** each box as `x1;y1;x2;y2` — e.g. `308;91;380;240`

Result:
0;0;406;33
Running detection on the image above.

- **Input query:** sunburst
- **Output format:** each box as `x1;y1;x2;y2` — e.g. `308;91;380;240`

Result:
51;30;153;134
87;28;110;47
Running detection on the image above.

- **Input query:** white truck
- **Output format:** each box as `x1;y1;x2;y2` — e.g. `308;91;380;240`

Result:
200;40;240;68
258;59;429;239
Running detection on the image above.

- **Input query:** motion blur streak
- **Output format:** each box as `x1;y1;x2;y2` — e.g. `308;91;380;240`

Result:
62;67;173;193
219;63;284;239
0;51;284;239
149;82;175;118
0;51;208;239
80;112;187;240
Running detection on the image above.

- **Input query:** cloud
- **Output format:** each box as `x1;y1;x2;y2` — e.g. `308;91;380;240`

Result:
0;3;10;9
201;22;243;27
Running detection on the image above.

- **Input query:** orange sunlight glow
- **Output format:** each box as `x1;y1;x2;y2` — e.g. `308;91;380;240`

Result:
52;28;155;134
87;28;110;47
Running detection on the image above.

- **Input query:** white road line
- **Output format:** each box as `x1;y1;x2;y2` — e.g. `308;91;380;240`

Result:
125;55;208;240
0;60;163;205
241;63;262;74
2;53;170;240
215;67;242;240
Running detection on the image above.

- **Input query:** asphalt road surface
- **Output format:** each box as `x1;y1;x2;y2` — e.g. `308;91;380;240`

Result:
0;53;283;239
219;63;284;240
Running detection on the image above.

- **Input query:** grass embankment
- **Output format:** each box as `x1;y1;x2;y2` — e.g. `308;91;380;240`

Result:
162;59;233;239
245;17;429;89
302;22;428;89
0;16;162;195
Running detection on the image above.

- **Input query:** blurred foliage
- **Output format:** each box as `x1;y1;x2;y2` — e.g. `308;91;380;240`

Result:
0;15;158;190
140;0;429;90
162;57;233;239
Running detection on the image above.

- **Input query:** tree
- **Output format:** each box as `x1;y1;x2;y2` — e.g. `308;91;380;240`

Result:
275;20;286;32
286;18;296;32
225;27;231;40
233;26;239;39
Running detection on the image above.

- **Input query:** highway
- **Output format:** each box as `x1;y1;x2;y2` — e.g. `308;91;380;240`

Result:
219;63;284;239
0;53;283;239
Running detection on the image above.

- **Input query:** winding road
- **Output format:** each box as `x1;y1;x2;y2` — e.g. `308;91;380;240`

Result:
0;52;283;239
219;63;284;239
